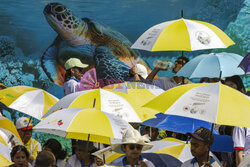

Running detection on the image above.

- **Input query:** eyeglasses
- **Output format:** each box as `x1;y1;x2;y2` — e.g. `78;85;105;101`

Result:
128;144;143;150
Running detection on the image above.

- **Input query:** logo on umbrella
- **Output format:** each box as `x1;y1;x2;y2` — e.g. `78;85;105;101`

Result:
195;31;211;45
57;120;63;126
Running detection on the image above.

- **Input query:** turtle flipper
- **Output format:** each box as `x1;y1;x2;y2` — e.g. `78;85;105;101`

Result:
94;46;130;86
41;36;65;86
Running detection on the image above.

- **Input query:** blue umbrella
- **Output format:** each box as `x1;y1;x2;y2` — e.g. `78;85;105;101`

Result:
238;52;250;73
176;52;245;79
142;113;234;152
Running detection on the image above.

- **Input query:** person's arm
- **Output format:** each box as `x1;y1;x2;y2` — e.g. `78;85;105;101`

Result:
146;62;168;82
235;150;244;167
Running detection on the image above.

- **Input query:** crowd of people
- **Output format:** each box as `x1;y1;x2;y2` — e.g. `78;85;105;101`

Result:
0;55;249;167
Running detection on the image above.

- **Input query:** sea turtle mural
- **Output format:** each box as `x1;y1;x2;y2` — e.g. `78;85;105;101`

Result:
41;2;150;87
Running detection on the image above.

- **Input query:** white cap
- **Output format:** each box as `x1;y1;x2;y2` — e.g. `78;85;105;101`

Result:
136;64;148;79
15;117;33;130
64;58;88;70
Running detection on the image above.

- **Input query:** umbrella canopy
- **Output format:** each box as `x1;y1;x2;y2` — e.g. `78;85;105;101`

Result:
131;18;234;51
0;86;58;120
143;82;250;127
34;108;133;145
0;141;12;167
238;52;250;73
0;116;23;146
176;52;245;79
104;82;164;96
44;89;158;122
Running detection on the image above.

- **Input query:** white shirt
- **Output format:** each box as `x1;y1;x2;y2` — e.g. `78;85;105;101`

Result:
65;154;98;167
181;157;221;167
233;127;250;154
64;78;80;95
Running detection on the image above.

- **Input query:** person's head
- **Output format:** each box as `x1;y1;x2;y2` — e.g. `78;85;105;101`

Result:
187;127;214;159
224;75;246;94
15;117;33;144
142;126;159;141
43;138;67;161
111;129;153;160
64;58;89;80
35;150;56;167
73;140;97;162
10;145;30;167
172;56;189;73
200;77;220;83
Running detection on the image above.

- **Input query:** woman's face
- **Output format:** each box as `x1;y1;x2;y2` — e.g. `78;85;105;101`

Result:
75;148;90;161
12;150;28;167
225;80;238;90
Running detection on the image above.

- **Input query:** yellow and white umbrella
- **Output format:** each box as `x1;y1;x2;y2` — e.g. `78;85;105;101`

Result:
0;116;23;146
93;138;192;163
0;136;12;167
34;108;133;145
104;82;164;96
144;82;250;127
44;89;158;123
0;86;59;120
131;18;235;51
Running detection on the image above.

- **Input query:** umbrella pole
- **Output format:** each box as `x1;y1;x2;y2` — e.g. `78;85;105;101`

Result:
103;154;106;164
83;134;90;166
207;123;215;162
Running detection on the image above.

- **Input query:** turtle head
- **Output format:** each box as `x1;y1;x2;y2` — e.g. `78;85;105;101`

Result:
44;3;88;45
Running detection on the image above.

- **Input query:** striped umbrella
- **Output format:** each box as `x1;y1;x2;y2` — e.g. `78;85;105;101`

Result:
0;86;58;120
131;18;234;51
144;82;250;127
0;136;12;166
43;89;158;123
34;108;133;145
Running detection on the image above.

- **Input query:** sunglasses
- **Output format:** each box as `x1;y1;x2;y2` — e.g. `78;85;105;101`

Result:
128;144;143;150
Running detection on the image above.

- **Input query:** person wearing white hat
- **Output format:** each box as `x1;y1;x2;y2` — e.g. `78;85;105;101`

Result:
127;64;149;82
15;117;41;164
64;58;90;95
111;129;155;167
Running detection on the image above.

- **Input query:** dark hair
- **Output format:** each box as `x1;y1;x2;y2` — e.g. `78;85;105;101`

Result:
225;75;246;94
43;138;67;160
178;56;189;64
10;145;30;161
35;150;55;167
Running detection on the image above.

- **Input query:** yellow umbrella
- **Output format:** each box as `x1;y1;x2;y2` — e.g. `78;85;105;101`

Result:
0;83;7;90
0;86;58;120
44;89;158;122
0;116;23;146
0;134;13;167
93;138;192;163
143;82;250;127
131;18;234;51
34;108;133;145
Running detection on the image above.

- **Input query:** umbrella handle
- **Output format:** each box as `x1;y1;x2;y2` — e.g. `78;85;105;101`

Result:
207;123;215;162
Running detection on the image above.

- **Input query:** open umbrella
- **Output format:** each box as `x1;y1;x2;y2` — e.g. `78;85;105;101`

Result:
93;137;220;165
131;18;234;51
0;141;12;167
0;86;58;120
0;116;23;146
43;89;158;122
34;108;133;145
238;52;250;74
143;82;250;128
175;52;245;79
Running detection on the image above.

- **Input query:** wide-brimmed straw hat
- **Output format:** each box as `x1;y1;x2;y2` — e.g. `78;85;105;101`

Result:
111;129;153;154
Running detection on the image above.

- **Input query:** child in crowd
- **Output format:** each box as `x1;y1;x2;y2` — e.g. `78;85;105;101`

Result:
34;150;56;167
9;145;32;167
43;138;67;166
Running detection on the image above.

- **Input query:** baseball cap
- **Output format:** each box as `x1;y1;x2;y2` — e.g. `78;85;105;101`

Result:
187;127;214;146
15;117;33;130
136;64;148;79
64;58;88;70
